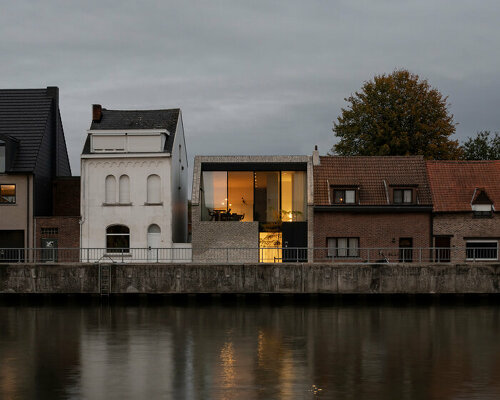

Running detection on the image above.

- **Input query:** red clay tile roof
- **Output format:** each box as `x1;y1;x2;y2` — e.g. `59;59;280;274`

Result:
426;160;500;212
314;156;432;206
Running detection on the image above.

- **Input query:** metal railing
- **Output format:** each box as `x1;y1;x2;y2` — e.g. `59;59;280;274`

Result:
0;246;498;264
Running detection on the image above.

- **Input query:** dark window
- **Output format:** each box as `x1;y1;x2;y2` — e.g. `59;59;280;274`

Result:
0;140;5;173
333;189;356;204
41;227;58;235
466;241;498;260
473;210;493;218
327;237;359;257
399;238;413;262
0;184;16;204
394;189;412;204
106;225;130;253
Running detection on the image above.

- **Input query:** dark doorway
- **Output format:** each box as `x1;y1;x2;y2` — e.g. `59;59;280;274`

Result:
282;222;307;262
0;230;25;262
41;238;58;262
399;238;413;263
435;236;451;262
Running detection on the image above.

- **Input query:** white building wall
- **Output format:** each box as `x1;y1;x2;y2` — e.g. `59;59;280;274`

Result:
81;156;173;251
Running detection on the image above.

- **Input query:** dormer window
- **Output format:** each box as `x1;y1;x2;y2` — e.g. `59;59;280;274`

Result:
393;188;413;204
471;188;494;218
333;189;356;204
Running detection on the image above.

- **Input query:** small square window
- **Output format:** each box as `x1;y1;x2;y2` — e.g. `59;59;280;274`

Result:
41;227;58;235
0;184;16;204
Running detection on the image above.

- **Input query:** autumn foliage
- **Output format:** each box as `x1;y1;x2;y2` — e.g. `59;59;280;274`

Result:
332;69;462;159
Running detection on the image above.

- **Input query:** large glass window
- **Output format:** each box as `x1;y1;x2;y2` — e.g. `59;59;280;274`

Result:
0;140;5;173
0;184;16;204
281;171;307;222
228;171;253;221
106;225;130;253
259;232;282;263
254;171;280;223
201;171;227;221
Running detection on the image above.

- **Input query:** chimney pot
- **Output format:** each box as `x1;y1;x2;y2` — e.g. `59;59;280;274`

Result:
92;104;102;122
312;145;320;166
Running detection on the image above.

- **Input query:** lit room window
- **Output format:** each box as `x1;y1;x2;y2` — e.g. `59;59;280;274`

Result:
254;171;280;222
393;189;412;204
106;225;130;253
281;171;307;221
201;171;228;221
0;184;16;204
327;237;359;257
333;189;356;204
228;171;254;221
105;175;116;204
466;240;498;260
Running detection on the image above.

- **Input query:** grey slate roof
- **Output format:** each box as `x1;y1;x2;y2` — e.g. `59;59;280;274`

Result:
0;89;54;172
85;108;180;154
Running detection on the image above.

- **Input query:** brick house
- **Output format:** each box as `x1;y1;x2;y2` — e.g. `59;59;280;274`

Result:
426;160;500;262
34;177;80;262
313;154;433;262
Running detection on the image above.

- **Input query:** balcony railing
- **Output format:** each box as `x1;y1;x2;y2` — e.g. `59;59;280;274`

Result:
0;246;497;264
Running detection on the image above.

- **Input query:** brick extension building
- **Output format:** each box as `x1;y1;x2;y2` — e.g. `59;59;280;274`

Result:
35;177;80;261
427;160;500;262
313;155;433;262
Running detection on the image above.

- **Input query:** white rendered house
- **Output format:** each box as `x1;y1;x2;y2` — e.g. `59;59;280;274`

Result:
80;105;189;261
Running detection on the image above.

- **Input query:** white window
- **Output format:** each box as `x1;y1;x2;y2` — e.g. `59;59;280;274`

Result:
119;175;130;204
105;175;116;204
147;174;161;204
466;240;498;260
327;237;359;257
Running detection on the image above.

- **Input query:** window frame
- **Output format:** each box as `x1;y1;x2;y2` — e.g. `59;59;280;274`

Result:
465;240;498;261
327;237;360;258
0;184;16;204
393;188;413;204
105;225;130;253
331;188;357;205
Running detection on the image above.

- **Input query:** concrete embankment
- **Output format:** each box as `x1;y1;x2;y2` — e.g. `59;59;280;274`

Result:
1;263;500;294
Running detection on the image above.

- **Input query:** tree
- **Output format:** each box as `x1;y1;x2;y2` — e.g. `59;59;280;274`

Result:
461;131;500;160
331;69;462;159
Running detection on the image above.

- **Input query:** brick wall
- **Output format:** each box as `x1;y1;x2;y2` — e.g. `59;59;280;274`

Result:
35;216;80;261
191;205;259;262
433;212;499;262
313;211;432;261
52;177;80;216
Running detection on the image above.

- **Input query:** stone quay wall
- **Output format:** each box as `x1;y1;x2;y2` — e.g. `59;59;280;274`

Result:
1;263;500;294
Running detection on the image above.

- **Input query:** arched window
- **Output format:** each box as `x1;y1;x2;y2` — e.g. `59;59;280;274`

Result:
106;225;130;253
148;224;161;234
147;174;161;204
105;175;116;204
119;175;130;204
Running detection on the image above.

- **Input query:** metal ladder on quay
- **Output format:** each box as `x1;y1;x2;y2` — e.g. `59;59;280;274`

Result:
97;256;115;296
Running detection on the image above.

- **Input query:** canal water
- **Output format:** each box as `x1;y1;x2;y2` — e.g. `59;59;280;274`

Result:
1;296;500;400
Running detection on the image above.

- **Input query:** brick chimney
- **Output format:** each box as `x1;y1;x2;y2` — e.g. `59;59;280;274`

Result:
92;104;102;122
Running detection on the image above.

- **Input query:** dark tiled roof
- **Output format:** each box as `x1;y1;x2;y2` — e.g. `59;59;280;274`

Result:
314;156;432;206
87;108;180;154
0;89;53;172
426;160;500;212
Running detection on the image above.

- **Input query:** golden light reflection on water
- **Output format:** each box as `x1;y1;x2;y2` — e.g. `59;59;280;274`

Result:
219;341;236;390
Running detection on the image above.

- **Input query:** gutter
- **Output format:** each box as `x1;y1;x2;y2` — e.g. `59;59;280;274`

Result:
314;205;433;213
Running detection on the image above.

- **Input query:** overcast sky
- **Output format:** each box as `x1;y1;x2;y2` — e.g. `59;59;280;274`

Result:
1;0;499;176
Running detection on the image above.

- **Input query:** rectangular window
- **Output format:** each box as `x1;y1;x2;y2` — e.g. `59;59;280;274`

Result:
0;184;16;204
333;189;356;204
228;171;254;221
254;171;280;223
394;189;412;204
466;241;498;260
281;171;307;222
201;171;228;221
41;227;58;235
327;237;359;258
399;238;413;262
0;141;5;173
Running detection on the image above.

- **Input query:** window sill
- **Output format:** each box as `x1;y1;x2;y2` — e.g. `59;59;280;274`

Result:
144;202;163;206
102;203;133;206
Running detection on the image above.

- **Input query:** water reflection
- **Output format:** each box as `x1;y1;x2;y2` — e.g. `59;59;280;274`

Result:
1;297;500;399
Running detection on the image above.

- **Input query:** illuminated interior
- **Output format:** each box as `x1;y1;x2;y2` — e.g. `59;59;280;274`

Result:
281;171;306;222
228;171;254;221
259;232;282;263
